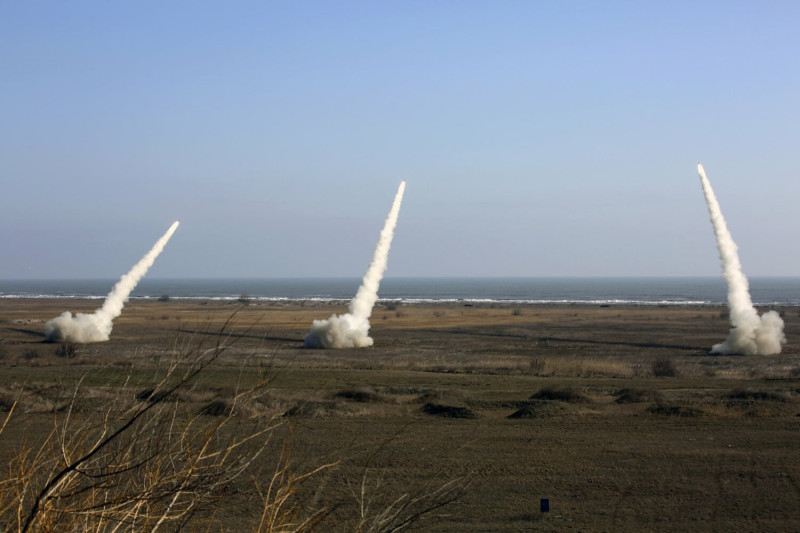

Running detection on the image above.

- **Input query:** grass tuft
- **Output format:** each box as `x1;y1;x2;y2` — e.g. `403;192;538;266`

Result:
647;402;703;417
651;357;679;377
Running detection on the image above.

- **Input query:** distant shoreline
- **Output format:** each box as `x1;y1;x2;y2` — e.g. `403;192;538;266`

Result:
0;295;736;308
0;296;794;309
0;296;778;311
2;277;799;306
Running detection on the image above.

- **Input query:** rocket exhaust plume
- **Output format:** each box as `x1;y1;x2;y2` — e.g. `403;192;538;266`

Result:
697;164;785;355
45;221;180;343
304;181;406;348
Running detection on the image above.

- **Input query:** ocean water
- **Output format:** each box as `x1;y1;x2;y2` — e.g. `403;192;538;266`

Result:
1;277;800;306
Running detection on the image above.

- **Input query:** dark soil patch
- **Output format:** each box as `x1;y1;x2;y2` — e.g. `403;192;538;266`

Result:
334;388;389;403
530;387;589;403
615;388;662;404
0;393;15;412
199;400;232;416
421;402;477;419
727;388;789;402
136;387;172;403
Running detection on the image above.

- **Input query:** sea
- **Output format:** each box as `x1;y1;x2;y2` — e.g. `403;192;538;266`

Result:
1;277;799;306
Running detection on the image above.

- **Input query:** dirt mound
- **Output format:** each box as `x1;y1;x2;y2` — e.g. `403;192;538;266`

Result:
414;389;471;405
421;402;477;419
507;401;573;419
615;388;662;404
334;388;389;403
727;388;789;403
530;387;590;403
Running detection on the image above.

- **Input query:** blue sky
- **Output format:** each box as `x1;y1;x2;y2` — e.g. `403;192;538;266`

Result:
2;1;799;278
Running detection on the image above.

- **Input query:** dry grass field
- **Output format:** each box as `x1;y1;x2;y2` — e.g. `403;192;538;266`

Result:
1;298;799;531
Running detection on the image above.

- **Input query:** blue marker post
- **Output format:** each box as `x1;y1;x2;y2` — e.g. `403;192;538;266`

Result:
540;498;550;513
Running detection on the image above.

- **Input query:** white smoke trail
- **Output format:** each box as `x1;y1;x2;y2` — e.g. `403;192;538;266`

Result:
45;221;180;343
697;164;784;355
304;182;406;348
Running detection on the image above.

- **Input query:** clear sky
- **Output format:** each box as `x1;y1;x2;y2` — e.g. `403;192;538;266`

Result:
2;1;799;279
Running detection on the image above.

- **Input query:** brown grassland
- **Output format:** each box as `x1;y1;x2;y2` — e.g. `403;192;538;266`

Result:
0;298;799;531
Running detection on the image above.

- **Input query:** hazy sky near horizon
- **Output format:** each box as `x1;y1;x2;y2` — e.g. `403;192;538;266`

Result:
2;1;799;279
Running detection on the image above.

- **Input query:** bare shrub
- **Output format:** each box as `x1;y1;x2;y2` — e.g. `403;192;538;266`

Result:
631;364;648;378
545;358;632;378
651;357;678;377
54;342;77;359
349;475;471;532
0;315;472;532
342;433;473;533
527;357;546;376
253;441;334;532
0;316;329;532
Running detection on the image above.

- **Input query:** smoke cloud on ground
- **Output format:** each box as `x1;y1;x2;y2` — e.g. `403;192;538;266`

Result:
305;182;406;349
697;164;785;355
45;221;180;343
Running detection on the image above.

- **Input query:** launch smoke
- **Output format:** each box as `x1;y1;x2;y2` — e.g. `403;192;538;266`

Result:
304;181;406;348
697;164;784;355
45;221;180;343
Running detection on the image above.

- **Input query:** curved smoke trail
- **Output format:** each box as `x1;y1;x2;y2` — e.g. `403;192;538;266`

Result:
697;164;784;355
45;221;180;343
305;181;406;348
